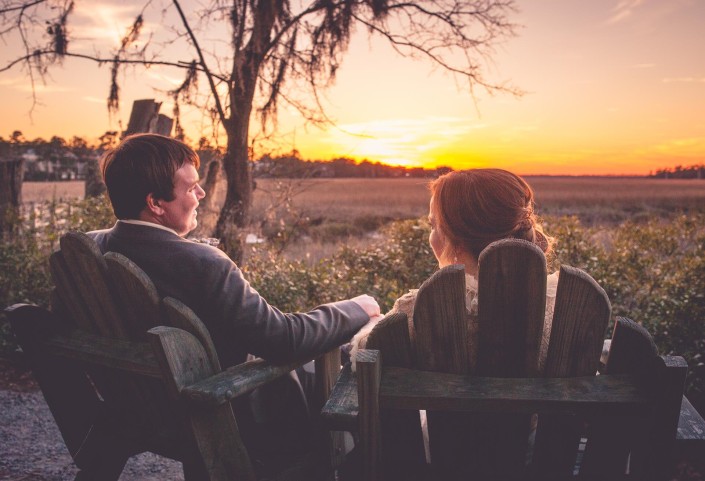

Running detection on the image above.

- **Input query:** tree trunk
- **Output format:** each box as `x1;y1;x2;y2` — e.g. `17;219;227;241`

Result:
0;149;24;239
215;132;252;264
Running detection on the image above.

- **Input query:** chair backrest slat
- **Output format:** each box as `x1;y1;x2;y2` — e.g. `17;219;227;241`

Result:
49;251;94;332
58;232;127;338
532;264;612;476
104;252;162;340
366;312;413;368
412;264;468;374
477;238;547;377
366;311;426;479
162;296;222;373
544;265;611;377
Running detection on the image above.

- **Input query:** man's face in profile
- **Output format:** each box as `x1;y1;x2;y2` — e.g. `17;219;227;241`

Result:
158;162;205;236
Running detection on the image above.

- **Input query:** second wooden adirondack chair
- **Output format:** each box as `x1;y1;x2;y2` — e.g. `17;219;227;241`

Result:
324;238;697;480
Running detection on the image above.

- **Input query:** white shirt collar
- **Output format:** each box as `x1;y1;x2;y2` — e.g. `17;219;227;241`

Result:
119;219;179;237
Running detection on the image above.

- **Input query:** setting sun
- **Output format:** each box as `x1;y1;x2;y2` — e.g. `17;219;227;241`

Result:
1;0;704;176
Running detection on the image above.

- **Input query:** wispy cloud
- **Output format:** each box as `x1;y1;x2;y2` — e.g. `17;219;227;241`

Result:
606;0;645;25
630;63;656;69
82;96;107;104
144;70;184;87
662;77;705;83
0;77;73;93
69;3;161;53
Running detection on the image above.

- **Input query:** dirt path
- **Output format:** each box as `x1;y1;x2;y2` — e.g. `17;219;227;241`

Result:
0;359;183;481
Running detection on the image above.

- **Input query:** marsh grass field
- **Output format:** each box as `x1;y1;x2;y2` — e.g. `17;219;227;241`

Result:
21;176;705;262
26;176;705;222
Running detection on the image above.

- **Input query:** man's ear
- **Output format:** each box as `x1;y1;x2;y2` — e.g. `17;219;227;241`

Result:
145;193;164;215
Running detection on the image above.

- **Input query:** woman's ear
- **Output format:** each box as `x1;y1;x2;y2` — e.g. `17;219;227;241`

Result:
145;193;164;215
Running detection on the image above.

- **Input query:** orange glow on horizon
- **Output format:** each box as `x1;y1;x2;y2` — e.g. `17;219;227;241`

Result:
1;1;703;177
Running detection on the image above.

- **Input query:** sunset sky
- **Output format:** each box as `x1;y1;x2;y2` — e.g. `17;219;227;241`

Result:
1;0;704;175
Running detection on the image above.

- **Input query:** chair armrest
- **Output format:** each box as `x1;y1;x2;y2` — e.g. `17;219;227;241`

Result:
181;350;339;407
321;362;359;432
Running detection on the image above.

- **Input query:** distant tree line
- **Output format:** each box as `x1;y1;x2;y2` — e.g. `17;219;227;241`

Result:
649;164;705;179
0;131;112;181
1;133;449;181
256;152;451;178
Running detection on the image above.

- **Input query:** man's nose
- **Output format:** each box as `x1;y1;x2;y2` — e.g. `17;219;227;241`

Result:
197;185;206;199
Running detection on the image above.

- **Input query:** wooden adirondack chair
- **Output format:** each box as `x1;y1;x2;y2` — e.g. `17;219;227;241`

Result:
6;231;341;481
323;238;701;480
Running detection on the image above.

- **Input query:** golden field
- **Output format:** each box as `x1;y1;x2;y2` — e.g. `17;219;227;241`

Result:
229;177;705;229
23;176;705;224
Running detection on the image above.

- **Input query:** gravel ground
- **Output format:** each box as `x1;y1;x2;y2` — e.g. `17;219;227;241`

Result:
0;359;184;481
2;358;703;481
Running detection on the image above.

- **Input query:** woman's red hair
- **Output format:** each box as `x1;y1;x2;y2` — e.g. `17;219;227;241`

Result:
429;169;553;260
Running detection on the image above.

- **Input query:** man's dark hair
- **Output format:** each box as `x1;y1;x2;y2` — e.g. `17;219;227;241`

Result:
101;133;200;219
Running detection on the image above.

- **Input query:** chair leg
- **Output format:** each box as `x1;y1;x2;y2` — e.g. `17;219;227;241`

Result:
183;454;209;481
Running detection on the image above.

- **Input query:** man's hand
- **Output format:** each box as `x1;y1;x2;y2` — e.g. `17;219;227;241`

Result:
350;294;381;320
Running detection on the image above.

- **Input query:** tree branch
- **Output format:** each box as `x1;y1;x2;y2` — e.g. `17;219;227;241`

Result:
0;48;229;82
0;0;46;15
172;0;227;125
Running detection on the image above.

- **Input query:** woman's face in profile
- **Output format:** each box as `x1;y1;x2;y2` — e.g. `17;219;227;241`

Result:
428;197;451;267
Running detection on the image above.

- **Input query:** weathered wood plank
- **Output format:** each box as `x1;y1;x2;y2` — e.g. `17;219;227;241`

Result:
410;265;472;478
59;232;127;338
534;264;612;476
631;355;688;480
321;363;359;432
477;239;547;377
462;239;547;478
104;252;162;340
376;366;649;415
148;326;255;481
357;349;382;481
604;317;659;377
180;356;309;407
366;310;426;476
544;265;611;377
162;296;221;373
581;317;661;476
313;348;346;469
49;251;94;331
365;311;411;368
42;329;161;378
413;265;468;374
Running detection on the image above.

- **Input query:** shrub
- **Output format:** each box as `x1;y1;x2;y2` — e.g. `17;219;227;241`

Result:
1;199;704;414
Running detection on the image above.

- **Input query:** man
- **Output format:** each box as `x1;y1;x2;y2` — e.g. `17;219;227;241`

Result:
88;133;379;467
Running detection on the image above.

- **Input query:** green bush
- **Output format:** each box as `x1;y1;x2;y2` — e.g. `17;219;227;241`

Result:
1;199;704;413
244;219;437;313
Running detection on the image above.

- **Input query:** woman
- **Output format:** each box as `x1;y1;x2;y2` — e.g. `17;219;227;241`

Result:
351;168;558;371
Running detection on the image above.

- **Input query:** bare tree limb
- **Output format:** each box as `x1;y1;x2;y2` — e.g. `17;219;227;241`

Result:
172;0;227;125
